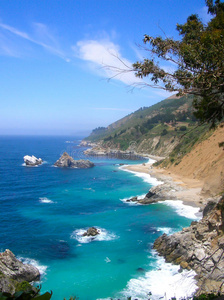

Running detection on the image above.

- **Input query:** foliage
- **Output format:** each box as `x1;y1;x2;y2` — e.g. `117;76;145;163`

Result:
179;126;187;131
0;286;52;300
133;0;224;128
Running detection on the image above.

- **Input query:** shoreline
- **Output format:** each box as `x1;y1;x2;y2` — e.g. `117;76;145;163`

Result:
123;159;207;209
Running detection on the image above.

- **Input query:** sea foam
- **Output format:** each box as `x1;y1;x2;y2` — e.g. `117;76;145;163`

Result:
17;256;47;277
120;193;146;205
71;227;118;244
39;197;54;204
160;200;202;220
120;253;197;300
120;160;163;186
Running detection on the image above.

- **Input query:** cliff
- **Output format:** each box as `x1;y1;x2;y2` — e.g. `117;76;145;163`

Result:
160;125;224;197
153;197;224;295
0;249;40;294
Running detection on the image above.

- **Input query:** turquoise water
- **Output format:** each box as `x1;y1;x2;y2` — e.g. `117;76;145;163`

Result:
0;136;200;300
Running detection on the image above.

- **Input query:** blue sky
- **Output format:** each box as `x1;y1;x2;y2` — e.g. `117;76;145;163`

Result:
0;0;210;136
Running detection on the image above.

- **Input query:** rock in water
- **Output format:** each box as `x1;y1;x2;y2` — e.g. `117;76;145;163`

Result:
0;249;40;293
82;227;100;237
54;152;94;168
23;155;42;166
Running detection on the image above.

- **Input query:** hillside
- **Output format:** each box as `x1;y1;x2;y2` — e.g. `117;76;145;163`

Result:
159;125;224;197
85;94;209;157
84;94;224;196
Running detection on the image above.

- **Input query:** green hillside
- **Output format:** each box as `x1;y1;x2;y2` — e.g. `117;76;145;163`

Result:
84;94;211;162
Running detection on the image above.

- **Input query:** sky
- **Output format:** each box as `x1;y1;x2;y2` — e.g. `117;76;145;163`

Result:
0;0;211;136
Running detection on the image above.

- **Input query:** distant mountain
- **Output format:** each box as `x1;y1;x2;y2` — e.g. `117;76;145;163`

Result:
85;94;209;158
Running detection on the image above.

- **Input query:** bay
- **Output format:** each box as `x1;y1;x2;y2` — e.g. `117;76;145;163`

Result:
0;136;199;300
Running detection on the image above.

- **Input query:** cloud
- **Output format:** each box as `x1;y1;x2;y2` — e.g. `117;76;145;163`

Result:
0;22;69;61
199;6;212;23
73;39;142;85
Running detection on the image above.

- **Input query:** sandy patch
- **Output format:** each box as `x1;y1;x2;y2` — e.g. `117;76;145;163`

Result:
124;162;206;208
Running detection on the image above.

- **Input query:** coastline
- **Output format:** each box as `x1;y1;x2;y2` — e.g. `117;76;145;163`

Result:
123;159;206;209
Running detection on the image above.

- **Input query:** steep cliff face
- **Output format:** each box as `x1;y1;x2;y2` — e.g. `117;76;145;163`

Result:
136;135;180;156
153;197;224;295
164;125;224;196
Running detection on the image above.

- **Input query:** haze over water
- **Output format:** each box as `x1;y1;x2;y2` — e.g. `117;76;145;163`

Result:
0;136;200;299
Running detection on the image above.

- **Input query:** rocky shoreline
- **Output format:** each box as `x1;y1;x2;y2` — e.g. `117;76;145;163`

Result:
122;161;224;296
0;249;40;294
153;197;224;295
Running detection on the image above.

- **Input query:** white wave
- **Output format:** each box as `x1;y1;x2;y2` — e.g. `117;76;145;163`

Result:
120;194;146;206
119;254;197;300
17;256;47;277
160;200;202;220
39;197;54;204
120;163;163;186
104;257;111;263
83;188;95;192
22;163;38;167
157;227;174;235
70;227;118;244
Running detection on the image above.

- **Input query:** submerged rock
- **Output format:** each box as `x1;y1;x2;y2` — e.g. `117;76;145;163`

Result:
54;152;94;168
23;155;42;166
0;249;40;294
82;227;100;237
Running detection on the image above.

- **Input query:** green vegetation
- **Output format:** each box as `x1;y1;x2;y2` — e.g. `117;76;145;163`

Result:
133;0;224;128
85;94;198;150
0;286;52;300
85;93;212;164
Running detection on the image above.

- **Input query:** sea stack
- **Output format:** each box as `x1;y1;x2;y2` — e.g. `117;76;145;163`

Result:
23;155;43;166
54;152;94;168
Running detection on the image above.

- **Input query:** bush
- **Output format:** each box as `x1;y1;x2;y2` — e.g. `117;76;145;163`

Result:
179;126;187;131
161;129;168;136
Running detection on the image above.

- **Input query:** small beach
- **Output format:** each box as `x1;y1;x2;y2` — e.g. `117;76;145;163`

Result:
123;159;206;209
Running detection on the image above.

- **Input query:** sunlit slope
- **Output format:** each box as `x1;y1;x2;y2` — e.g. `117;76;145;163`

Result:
85;94;209;156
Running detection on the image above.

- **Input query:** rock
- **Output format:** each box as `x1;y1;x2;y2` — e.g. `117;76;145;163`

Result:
0;249;40;294
153;196;224;296
194;248;205;261
145;191;156;198
137;267;145;272
23;155;42;166
203;201;217;217
180;261;189;269
82;227;100;237
54;152;94;168
126;196;138;202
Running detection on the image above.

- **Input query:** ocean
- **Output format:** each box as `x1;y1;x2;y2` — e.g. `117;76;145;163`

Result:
0;136;200;300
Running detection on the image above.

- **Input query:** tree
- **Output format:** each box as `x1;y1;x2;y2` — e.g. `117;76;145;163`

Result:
132;0;224;127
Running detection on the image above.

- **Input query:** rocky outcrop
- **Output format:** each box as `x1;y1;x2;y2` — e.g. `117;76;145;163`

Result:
0;249;40;294
54;152;94;168
82;227;100;237
153;196;224;295
23;155;42;166
126;182;181;204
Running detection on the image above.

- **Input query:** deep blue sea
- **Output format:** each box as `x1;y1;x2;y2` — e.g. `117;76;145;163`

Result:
0;136;200;300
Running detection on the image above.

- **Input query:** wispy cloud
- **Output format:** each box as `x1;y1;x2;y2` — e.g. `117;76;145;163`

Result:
0;22;69;61
73;39;142;85
199;6;212;23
